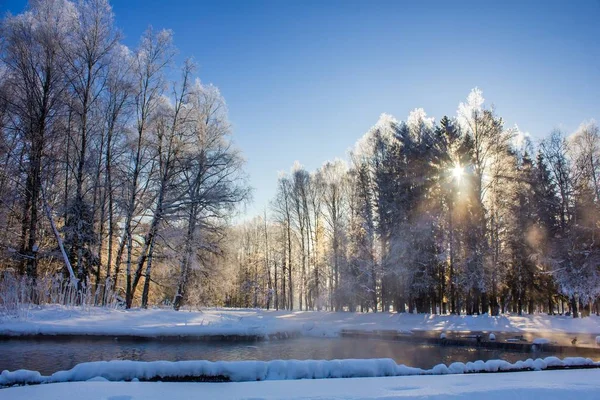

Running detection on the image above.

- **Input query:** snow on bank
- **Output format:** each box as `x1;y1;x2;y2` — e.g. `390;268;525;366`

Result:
1;306;600;338
2;369;600;400
1;356;598;387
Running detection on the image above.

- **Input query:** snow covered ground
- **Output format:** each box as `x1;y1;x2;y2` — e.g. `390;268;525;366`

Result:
2;307;600;398
1;306;600;338
2;369;600;400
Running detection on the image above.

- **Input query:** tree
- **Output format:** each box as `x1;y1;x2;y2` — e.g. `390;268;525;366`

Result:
172;82;248;310
272;175;295;309
457;88;514;314
61;0;120;287
2;0;74;279
0;0;249;309
99;43;133;298
115;27;174;307
318;159;348;311
130;60;195;309
290;163;311;310
540;130;600;318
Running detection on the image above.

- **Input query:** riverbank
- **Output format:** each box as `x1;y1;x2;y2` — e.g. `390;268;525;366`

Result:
2;355;599;386
2;369;600;400
1;306;599;340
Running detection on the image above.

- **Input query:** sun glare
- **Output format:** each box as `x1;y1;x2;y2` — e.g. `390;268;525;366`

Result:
451;164;464;182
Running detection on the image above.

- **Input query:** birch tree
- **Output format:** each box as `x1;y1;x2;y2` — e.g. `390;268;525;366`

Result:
1;0;74;278
172;83;248;310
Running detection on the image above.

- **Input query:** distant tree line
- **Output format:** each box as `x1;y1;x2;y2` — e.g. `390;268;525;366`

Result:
0;0;248;310
225;89;600;318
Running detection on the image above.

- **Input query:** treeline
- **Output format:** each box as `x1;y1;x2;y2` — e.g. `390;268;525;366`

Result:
0;0;248;309
225;89;600;317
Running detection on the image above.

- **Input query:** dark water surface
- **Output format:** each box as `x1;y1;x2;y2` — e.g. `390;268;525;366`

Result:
2;336;597;375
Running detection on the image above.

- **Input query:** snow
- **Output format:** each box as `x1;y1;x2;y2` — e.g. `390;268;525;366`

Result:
2;306;600;339
1;356;597;387
1;307;599;396
2;369;600;400
0;359;414;386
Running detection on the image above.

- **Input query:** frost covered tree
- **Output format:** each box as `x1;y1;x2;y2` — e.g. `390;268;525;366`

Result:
239;89;599;316
272;175;295;309
1;0;74;279
0;0;248;309
129;60;196;309
60;0;120;287
171;82;248;310
318;159;349;311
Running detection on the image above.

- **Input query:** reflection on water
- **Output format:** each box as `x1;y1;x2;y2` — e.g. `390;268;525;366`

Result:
0;336;594;375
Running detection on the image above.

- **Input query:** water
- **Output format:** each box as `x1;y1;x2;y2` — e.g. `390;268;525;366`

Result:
1;336;590;375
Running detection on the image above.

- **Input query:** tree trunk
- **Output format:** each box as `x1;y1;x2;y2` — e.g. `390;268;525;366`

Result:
125;229;133;308
140;235;156;308
173;208;197;311
287;220;293;310
25;133;42;281
571;296;579;318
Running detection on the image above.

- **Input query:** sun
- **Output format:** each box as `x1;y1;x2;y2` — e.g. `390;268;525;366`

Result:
451;164;464;182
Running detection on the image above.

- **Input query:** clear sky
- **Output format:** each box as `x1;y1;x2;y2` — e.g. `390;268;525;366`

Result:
2;0;599;219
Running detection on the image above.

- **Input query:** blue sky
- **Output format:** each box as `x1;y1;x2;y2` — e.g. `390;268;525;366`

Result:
2;0;599;219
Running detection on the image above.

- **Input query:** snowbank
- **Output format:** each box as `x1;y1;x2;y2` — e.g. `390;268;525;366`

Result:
2;306;600;339
1;356;598;387
2;369;600;400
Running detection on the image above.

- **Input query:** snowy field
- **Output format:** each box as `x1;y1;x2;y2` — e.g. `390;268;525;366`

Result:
2;369;600;400
1;306;600;338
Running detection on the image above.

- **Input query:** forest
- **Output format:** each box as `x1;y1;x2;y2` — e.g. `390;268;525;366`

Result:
0;0;248;310
227;101;600;318
1;0;599;317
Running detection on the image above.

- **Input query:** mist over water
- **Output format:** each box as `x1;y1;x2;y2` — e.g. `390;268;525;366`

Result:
0;336;591;376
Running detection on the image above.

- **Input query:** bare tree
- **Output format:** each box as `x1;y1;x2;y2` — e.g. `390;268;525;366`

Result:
130;60;195;308
172;83;248;310
319;159;348;311
99;43;133;297
1;0;74;279
112;28;173;303
272;175;294;309
61;0;120;287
